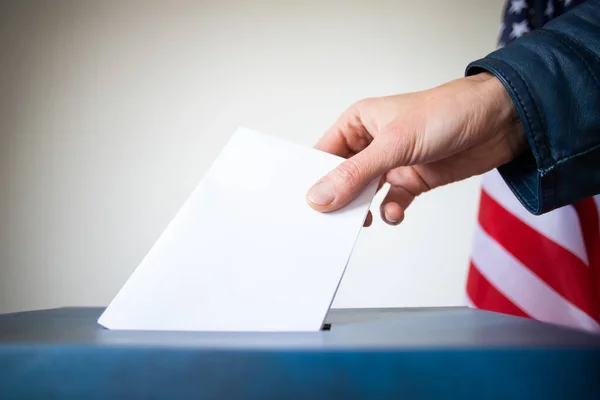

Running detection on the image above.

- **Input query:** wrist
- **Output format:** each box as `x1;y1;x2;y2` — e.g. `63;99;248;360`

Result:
470;72;527;164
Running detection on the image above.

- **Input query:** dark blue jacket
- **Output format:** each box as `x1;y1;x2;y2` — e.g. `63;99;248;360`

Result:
466;0;600;215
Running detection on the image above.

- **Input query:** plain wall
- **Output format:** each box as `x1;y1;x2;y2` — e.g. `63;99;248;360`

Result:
0;0;505;314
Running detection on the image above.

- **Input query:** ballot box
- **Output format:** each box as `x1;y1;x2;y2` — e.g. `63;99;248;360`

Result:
1;307;599;399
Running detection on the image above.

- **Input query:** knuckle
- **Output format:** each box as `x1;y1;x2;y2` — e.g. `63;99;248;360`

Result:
335;158;363;187
370;138;396;169
352;97;371;110
381;126;418;166
348;98;373;117
410;167;433;193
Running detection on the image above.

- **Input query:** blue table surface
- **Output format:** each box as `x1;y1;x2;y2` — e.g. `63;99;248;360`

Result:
1;307;599;399
1;306;600;349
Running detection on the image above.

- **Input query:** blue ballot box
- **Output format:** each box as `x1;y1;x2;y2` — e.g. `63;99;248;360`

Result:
1;307;599;399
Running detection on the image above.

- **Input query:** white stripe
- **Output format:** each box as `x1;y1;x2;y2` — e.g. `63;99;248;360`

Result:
481;170;588;265
472;224;600;333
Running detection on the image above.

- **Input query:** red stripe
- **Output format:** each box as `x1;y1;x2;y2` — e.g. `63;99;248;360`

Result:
574;198;600;318
467;261;530;319
479;189;600;322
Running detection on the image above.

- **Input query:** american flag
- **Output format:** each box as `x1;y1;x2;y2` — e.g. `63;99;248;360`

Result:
465;0;600;334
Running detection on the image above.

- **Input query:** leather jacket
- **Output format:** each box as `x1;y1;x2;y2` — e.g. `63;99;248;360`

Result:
466;0;600;215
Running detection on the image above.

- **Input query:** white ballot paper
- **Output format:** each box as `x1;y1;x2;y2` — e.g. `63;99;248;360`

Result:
98;127;377;332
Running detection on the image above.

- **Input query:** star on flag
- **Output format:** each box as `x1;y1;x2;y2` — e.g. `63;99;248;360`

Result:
510;20;531;38
509;0;528;14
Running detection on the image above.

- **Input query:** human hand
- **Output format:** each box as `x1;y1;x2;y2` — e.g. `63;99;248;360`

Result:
306;73;526;226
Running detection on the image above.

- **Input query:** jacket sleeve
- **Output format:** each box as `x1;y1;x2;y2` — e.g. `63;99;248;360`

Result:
466;0;600;215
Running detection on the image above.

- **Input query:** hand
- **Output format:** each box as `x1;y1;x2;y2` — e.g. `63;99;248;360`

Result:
306;73;526;226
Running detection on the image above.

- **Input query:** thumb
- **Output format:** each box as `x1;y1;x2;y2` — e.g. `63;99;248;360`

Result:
306;140;393;212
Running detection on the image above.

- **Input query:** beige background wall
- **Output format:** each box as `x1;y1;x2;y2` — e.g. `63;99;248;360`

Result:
0;0;505;313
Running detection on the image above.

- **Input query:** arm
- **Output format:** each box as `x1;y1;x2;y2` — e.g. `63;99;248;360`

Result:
306;1;600;224
467;0;600;214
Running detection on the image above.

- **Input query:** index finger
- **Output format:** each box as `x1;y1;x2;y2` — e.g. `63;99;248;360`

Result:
314;104;372;158
314;123;352;158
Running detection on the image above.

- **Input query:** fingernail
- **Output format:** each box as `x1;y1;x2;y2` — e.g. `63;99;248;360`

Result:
383;208;399;225
307;179;336;206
